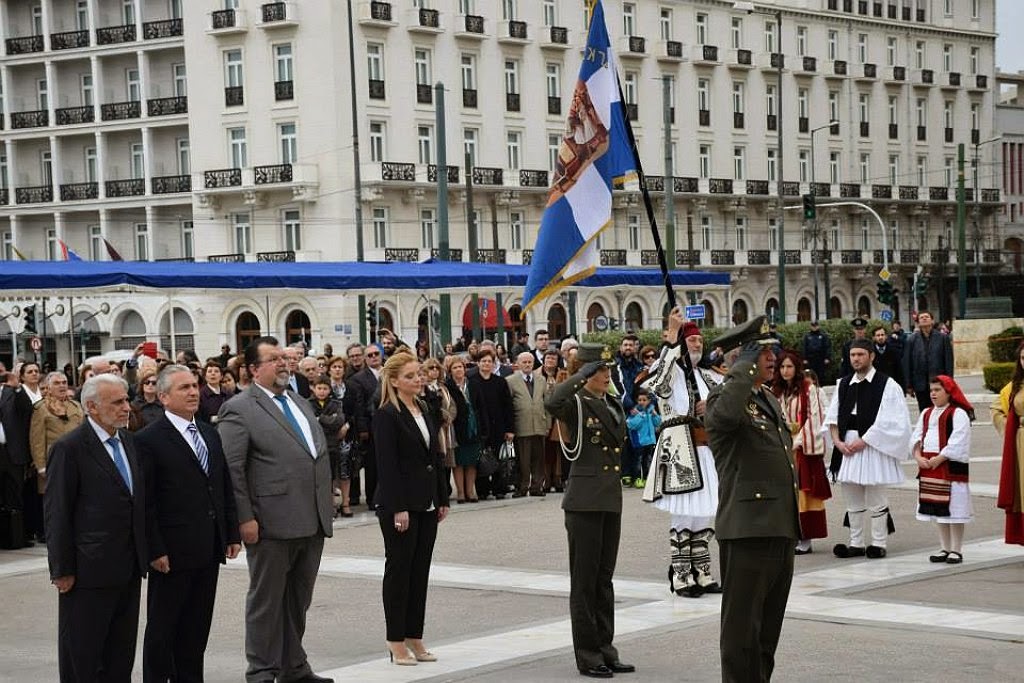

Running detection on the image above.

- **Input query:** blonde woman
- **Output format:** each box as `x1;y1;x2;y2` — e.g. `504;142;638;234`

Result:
422;357;456;472
374;352;450;666
30;372;84;496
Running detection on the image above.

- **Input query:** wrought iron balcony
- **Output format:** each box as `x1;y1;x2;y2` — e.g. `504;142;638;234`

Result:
212;9;238;29
784;250;802;265
5;35;44;54
898;185;919;200
472;167;503;185
51;30;89;50
15;185;53;204
770;53;784;69
625;103;638;121
416;83;432;104
381;162;415;181
917;7;926;21
917;125;926;141
888;123;898;139
811;249;831;265
711;250;735;266
976;75;988;89
700;44;719;61
225;86;244;107
257;250;296;262
733;112;744;129
204;168;243;188
508;20;527;40
474;248;507;264
96;24;136;44
830;122;840;135
798;117;809;133
892;66;906;81
57;104;98;124
709;178;733;194
802;56;817;72
971;128;980;144
746;180;770;195
0;189;7;205
737;48;752;65
370;1;392;21
948;72;961;86
666;40;683;59
840;183;861;198
431;248;463;261
674;249;701;265
930;249;949;263
982;188;1001;202
929;187;949;201
643;176;664;191
369;79;385;99
676;177;700;193
549;26;568;44
871;184;892;199
548;96;561;115
152;175;191;194
463;88;477;108
416;8;440;28
863;63;877;78
274;80;294;101
767;114;777;131
841;250;863;264
147;96;188;116
600;250;627;266
60;182;98;201
463;14;484;34
921;69;933;84
144;18;184;39
105;178;145;197
699;109;711;126
782;181;801;196
208;253;246;263
519;169;548;188
506;93;520;112
811;182;831;197
629;36;647;54
385;248;420;262
254;164;294;184
872;250;894;264
900;249;920;264
11;110;48;129
427;165;459;183
944;127;953;143
101;101;141;121
747;250;771;265
262;2;288;23
834;60;847;75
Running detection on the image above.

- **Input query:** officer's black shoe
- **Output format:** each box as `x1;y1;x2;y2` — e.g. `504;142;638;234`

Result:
865;545;887;559
681;584;704;598
579;664;614;678
701;582;723;594
606;661;636;674
833;543;866;558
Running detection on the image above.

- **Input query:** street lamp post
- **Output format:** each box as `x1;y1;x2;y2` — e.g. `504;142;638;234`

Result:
809;120;838;321
972;136;1000;295
735;2;784;320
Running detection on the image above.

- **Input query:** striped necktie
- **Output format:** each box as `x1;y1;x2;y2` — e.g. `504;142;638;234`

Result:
186;423;210;475
106;436;133;494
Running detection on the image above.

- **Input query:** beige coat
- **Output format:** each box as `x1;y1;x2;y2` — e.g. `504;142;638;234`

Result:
29;399;84;493
507;370;551;437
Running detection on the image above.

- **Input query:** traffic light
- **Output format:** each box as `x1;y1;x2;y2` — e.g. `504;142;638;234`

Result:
876;280;895;305
915;275;930;297
802;193;817;220
23;305;37;334
366;302;378;329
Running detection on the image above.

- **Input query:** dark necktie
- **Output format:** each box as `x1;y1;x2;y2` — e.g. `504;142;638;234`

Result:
186;423;210;474
526;374;533;396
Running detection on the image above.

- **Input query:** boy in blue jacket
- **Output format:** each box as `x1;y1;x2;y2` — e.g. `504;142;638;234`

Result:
627;389;661;488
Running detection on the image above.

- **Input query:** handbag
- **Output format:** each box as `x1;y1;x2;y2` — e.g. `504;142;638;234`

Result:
497;440;518;481
477;446;499;477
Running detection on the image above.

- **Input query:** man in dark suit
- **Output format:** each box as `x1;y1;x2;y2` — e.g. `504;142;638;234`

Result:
219;336;334;683
283;344;312;398
0;371;33;548
546;344;635;679
137;364;241;683
705;317;800;683
45;374;147;683
346;343;383;509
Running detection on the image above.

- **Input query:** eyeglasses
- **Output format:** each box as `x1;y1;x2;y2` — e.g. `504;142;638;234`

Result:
643;354;656;360
256;356;286;366
143;380;157;386
366;351;381;358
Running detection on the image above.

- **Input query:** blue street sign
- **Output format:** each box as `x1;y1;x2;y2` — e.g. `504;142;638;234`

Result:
879;309;894;322
684;304;706;320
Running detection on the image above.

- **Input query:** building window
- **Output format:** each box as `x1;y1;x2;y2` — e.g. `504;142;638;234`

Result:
464;128;478;166
697;79;710;111
224;49;243;89
735;216;747;250
173;64;187;97
459;0;475;14
764;20;776;53
886;36;897;67
548;134;560;171
76;0;89;30
696;13;707;45
275;44;293;83
768;218;777;252
944;157;953;186
732;82;744;114
701;215;712;251
504;60;520;96
917;156;927;186
733;146;745;181
971;0;979;19
798;150;809;182
502;0;517;21
943;44;952;72
506;131;521;170
122;0;135;24
828;30;838;61
420;208;436;249
229;128;247;168
510;211;523;250
860;154;870;184
41;150;52;186
88;225;102;261
889;154;899;185
859;93;870;123
2;231;14;260
182;220;194;259
279;123;297;164
622;3;635;36
38;78;48;110
127;68;140;102
46;229;58;261
829;91;840;124
915;40;925;69
796;26;807;56
916;98;926;127
830;219;840;250
731;17;742;49
767;148;776;182
546;63;561;99
943;100;953;129
233;214;252;255
857;34;868;63
861;219;870;250
829;152;840;184
660;8;673;41
797;89;808;118
627;214;639;251
81;74;93;106
372;207;388;248
135;223;149;261
461;53;476;91
130;143;144;178
888;96;898;125
970;103;979;130
367;43;384;81
542;0;556;27
969;47;979;75
698;144;710;179
766;85;776;116
177;139;190;175
85;147;97;182
414;48;432;88
623;72;637;106
417;125;433;165
369;121;386;162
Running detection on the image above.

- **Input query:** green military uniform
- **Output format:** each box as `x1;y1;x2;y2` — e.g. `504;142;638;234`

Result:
705;317;800;683
545;344;630;677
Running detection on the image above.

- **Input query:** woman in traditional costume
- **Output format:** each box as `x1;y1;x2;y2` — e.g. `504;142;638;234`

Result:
991;341;1024;546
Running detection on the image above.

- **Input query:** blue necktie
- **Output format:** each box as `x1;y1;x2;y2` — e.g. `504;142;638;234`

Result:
106;436;133;494
274;395;309;452
186;423;210;474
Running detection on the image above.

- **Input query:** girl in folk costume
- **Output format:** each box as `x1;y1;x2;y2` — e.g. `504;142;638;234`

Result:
640;310;723;597
912;375;974;563
771;351;832;555
991;340;1024;545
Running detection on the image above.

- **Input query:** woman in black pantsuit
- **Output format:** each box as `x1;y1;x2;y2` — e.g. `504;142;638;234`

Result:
374;351;450;666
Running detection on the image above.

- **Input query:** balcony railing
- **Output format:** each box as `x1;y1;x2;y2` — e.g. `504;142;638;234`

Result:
385;248;420;262
96;24;136;44
431;248;463;261
257;250;296;263
254;164;293;184
381;162;415;181
101;101;141;121
699;109;711;126
917;125;927;141
417;8;440;28
834;60;847;75
811;182;831;197
945;127;954;143
6;35;44;53
105;178;145;197
709;178;733;194
208;253;246;263
929;187;949;201
784;250;802;265
463;88;477;108
802;56;817;72
0;189;7;206
474;248;507;264
625;103;638;121
519;169;549;187
626;35;646;54
427;164;459;183
147;96;188;116
15;185;53;204
711;250;735;266
152;175;191;194
767;114;777;131
144;18;184;39
701;44;718;61
51;30;89;50
473;167;503;185
543;94;562;117
782;181;801;196
982;188;1001;202
892;66;906;80
55;106;94;125
600;250;627;266
871;184;892;199
948;72;961;86
370;1;392;21
811;250;831;265
60;182;98;201
464;14;484;33
840;183;861;198
976;75;988;89
11;110;48;129
416;83;432;104
746;180;770;195
549;26;568;44
737;48;752;65
770;53;784;69
506;93;520;112
204;168;243;188
798;117;809;133
863;63;877;78
971;128;980;144
369;79;385;99
274;80;294;101
667;40;683;58
872;250;895;265
888;123;898;139
508;20;527;39
841;250;863;264
921;69;934;84
898;185;919;200
747;250;771;265
225;86;244;106
262;2;288;23
900;249;920;264
212;9;238;29
731;111;745;129
677;177;699;192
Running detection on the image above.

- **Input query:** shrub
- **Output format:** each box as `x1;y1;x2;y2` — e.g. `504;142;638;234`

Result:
983;362;1016;393
987;326;1023;363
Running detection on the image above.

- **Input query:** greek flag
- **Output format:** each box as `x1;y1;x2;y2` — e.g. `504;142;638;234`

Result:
522;0;637;313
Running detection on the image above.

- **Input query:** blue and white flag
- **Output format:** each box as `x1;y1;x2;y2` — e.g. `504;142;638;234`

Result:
522;0;636;313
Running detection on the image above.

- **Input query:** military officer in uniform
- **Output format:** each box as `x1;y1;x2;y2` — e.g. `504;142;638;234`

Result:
546;343;636;680
705;317;801;683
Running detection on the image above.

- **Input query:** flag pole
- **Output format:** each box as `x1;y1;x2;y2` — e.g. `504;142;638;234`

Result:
615;78;676;312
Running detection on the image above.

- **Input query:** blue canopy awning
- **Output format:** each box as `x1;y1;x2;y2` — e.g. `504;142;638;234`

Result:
0;260;730;292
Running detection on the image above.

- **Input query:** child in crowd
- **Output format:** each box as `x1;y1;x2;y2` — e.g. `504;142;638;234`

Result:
627;389;662;489
911;375;974;564
309;375;353;517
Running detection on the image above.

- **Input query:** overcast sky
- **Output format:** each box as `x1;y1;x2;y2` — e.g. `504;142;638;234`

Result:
997;1;1023;72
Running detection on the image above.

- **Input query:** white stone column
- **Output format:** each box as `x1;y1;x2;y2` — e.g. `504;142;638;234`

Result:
53;211;65;246
133;0;143;36
0;66;8;120
44;60;56;124
98;208;111;253
141;125;153;195
9;215;20;258
137;49;149;118
40;0;53;46
4;139;16;198
94;130;106;198
144;205;155;261
86;0;99;42
48;134;62;197
90;55;103;122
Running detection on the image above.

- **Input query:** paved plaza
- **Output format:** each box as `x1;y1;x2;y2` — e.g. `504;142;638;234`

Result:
0;376;1021;682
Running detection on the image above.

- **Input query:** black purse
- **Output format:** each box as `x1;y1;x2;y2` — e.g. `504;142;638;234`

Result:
477;446;499;477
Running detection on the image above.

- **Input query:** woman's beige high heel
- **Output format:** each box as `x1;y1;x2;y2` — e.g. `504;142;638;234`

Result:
405;640;438;662
386;642;417;666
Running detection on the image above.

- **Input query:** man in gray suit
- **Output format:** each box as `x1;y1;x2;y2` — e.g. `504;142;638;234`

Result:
219;336;335;683
507;352;551;497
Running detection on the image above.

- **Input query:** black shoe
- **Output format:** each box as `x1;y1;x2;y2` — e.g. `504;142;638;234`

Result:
292;675;334;683
700;582;723;594
682;584;704;598
929;550;950;563
833;543;866;558
865;546;887;559
794;547;813;556
946;551;963;564
579;664;614;678
606;660;636;674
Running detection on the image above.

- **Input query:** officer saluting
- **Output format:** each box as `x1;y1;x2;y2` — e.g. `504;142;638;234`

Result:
546;343;636;679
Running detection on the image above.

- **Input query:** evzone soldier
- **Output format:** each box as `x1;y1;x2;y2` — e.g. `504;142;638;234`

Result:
641;308;723;597
824;338;911;559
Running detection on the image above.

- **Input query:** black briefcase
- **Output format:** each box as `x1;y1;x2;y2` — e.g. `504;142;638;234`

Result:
0;508;25;549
